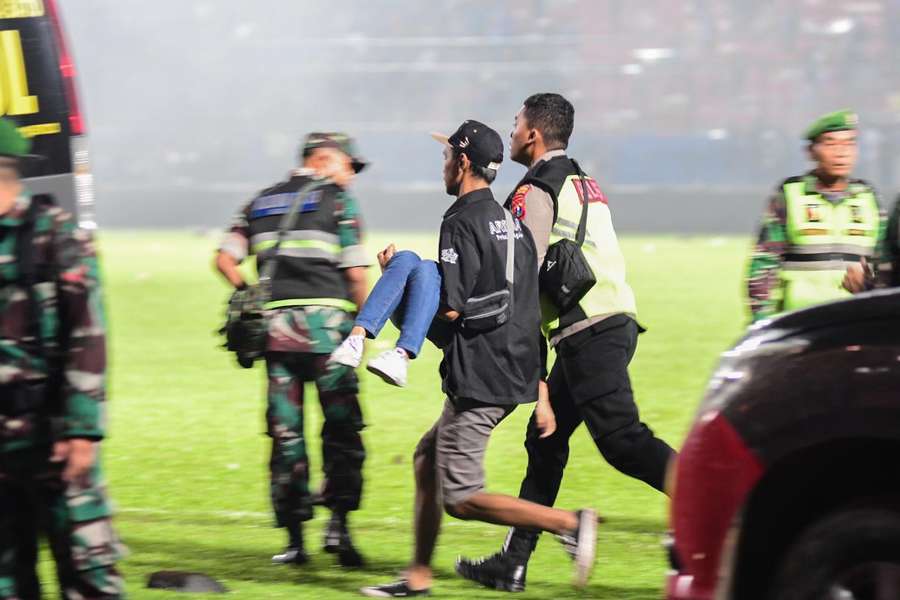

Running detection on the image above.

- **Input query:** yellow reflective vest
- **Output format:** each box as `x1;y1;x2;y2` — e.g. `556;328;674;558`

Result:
781;175;880;312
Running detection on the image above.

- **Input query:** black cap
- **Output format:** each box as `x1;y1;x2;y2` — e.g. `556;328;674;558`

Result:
431;120;503;171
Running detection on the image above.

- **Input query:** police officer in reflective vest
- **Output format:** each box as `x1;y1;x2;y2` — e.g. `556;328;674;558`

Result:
747;110;889;321
215;133;370;567
456;94;677;592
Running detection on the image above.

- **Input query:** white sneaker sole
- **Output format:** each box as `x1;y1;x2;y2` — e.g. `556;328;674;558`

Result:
573;508;597;588
366;361;406;387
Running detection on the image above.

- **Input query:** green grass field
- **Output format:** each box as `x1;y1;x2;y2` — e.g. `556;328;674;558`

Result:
58;231;749;599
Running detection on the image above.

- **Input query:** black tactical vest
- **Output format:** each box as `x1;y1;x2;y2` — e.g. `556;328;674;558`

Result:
247;174;350;307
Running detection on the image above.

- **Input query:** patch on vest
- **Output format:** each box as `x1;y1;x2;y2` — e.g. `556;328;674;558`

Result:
805;203;821;223
250;191;323;219
510;185;531;220
572;177;607;205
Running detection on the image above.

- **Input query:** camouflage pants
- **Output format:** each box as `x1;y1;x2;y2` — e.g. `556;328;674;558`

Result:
265;352;365;527
0;446;126;600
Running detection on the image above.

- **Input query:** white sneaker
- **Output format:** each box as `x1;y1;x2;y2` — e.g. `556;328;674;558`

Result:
366;348;409;387
330;335;365;368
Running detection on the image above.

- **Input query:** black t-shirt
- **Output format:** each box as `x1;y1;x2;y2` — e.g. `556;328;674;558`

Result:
437;187;541;405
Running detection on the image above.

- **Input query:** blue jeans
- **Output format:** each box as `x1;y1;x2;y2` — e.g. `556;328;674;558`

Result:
355;251;441;359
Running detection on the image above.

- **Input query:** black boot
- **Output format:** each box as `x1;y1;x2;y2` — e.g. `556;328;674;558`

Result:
323;511;365;568
455;528;537;592
272;522;309;565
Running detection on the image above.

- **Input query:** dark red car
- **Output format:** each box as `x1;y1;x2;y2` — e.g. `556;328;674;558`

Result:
667;289;900;600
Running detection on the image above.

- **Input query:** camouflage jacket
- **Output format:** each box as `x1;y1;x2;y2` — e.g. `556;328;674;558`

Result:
0;195;106;451
746;174;889;322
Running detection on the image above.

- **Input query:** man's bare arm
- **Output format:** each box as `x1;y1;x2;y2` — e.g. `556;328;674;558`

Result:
215;250;246;289
343;266;368;312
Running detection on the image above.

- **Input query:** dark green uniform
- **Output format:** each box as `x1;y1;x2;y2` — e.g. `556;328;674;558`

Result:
220;167;369;528
0;191;125;599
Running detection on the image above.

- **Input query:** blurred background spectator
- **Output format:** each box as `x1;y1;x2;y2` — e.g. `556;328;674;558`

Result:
62;0;900;232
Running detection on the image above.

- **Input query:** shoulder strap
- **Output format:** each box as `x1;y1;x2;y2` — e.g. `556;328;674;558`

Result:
504;209;515;286
570;159;590;246
257;179;329;292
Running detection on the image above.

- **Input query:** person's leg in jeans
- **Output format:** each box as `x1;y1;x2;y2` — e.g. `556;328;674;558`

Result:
365;257;440;386
392;259;441;358
354;251;424;340
332;251;441;386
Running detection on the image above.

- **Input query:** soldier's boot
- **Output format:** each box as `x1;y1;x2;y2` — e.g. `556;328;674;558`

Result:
323;511;365;568
272;522;309;566
455;528;538;592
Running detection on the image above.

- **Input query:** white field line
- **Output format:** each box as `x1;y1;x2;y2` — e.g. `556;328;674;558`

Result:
118;507;474;528
117;507;663;537
119;507;270;519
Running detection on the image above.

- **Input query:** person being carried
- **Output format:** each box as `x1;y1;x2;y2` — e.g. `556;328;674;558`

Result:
329;242;441;388
359;120;598;598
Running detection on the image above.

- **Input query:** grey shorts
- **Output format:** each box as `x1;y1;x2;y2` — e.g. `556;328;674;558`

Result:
414;397;515;507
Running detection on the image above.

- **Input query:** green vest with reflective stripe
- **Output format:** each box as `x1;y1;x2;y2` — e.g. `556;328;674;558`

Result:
247;174;353;312
514;156;636;338
781;175;879;312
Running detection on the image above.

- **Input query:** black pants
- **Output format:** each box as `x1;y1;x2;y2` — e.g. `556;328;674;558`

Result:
510;316;676;553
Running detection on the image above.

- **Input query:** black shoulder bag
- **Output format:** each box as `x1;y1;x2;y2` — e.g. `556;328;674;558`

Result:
539;159;597;315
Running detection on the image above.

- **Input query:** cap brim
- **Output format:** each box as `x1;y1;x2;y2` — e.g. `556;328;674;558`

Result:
352;159;368;173
430;132;450;146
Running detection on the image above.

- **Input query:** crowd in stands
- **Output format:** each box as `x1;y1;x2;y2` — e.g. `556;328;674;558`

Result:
68;0;900;221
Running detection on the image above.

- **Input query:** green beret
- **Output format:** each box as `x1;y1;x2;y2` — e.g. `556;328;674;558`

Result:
0;118;31;158
805;109;858;141
302;132;368;173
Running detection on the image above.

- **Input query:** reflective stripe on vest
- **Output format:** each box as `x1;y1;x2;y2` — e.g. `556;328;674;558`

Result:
781;179;879;312
543;174;636;336
264;298;357;312
250;230;342;262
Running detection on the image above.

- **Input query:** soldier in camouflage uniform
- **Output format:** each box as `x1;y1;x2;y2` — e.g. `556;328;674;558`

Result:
747;110;889;322
215;133;370;568
0;118;125;599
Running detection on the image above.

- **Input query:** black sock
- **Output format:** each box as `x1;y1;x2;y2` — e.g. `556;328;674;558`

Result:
332;510;348;527
504;528;538;562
